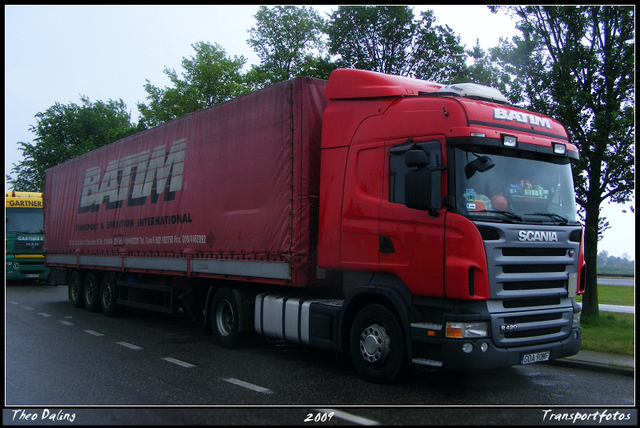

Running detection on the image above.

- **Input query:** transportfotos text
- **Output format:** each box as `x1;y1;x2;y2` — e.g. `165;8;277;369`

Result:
542;409;633;424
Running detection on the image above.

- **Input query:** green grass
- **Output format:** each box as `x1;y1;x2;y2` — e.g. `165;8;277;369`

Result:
576;284;635;306
575;285;635;356
579;312;634;356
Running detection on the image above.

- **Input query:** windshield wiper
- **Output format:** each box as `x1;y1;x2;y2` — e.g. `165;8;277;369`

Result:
525;212;569;224
477;210;524;222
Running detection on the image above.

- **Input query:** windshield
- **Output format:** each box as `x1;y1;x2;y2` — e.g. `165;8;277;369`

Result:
453;147;578;224
6;208;44;234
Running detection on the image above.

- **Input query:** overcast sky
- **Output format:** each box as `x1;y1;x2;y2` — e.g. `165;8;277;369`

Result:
4;5;635;259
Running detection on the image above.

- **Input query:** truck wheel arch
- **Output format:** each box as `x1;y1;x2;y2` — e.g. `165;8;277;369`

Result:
339;276;414;363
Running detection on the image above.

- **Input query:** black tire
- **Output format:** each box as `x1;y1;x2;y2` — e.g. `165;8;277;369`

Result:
69;270;84;308
83;273;101;312
349;303;408;384
211;288;240;348
100;273;119;317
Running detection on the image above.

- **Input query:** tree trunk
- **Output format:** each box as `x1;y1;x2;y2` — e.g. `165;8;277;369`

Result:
581;199;600;317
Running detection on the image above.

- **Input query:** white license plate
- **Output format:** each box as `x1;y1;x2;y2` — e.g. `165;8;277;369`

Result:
521;351;550;365
25;274;39;278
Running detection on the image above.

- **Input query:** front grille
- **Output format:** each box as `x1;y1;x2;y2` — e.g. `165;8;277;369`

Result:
503;297;561;309
503;264;565;274
503;280;565;291
505;326;562;339
13;241;44;251
477;222;582;347
502;247;566;257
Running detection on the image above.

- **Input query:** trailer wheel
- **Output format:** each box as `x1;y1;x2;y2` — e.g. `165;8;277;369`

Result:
100;273;118;317
69;270;84;308
83;273;101;312
211;287;239;348
349;304;407;384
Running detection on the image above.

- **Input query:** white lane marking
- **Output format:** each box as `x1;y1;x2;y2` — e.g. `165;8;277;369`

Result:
38;312;53;317
314;408;380;426
20;306;34;310
84;330;105;337
59;320;74;326
117;342;142;350
9;301;19;305
162;357;196;368
223;378;274;394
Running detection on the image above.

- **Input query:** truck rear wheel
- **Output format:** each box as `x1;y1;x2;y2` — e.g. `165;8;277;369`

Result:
83;273;101;312
349;303;407;384
100;273;118;317
69;270;84;308
211;287;240;348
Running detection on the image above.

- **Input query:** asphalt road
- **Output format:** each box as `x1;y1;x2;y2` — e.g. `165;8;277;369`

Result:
5;284;636;425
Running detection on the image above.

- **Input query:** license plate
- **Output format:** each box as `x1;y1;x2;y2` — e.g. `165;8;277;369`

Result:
521;351;550;365
25;274;39;278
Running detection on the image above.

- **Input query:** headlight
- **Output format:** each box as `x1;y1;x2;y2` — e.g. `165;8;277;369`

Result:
446;321;489;338
572;311;581;328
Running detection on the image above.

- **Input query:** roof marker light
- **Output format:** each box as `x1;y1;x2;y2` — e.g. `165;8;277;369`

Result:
502;135;517;147
553;142;566;155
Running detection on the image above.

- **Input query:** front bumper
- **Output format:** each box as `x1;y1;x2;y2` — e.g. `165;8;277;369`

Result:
437;327;582;371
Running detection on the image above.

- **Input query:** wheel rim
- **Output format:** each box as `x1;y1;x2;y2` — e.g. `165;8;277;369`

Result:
359;323;391;364
86;281;95;303
102;282;112;309
71;279;80;301
216;299;234;337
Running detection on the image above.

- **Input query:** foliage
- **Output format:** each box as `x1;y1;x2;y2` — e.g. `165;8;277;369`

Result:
489;6;635;317
461;40;511;93
137;41;249;128
327;6;466;83
247;6;329;87
596;251;635;276
7;96;138;192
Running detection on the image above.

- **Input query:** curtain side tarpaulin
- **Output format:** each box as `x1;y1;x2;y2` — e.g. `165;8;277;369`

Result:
43;77;328;285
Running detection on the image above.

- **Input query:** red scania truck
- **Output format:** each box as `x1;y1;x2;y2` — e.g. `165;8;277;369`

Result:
44;69;585;383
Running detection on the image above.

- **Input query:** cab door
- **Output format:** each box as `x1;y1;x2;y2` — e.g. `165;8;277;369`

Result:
378;137;447;298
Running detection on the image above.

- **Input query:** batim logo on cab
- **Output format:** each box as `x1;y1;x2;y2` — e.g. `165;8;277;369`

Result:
493;108;552;129
78;138;186;213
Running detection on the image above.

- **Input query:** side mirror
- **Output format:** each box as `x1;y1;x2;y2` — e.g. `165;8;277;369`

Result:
405;149;430;168
405;169;432;211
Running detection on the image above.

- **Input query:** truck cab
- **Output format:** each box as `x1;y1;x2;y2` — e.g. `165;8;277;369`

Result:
315;69;584;381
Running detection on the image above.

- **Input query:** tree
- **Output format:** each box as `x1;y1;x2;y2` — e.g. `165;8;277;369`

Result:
326;6;466;82
491;6;635;316
327;5;417;75
7;96;138;192
411;10;468;83
137;41;248;128
247;6;328;87
461;40;511;93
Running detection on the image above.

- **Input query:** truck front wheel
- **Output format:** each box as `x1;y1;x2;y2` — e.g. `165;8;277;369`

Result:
211;287;239;348
349;304;407;384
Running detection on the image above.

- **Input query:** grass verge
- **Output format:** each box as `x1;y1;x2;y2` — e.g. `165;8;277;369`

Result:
576;284;634;306
576;285;634;356
579;312;634;356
